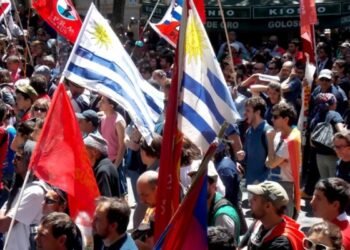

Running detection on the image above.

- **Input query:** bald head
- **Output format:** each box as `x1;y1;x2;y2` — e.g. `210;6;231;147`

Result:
280;61;294;80
137;171;158;207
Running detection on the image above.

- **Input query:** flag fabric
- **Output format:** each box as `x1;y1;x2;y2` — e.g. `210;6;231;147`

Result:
154;0;186;237
29;83;100;220
0;0;11;23
298;57;316;144
32;0;82;43
300;0;317;63
63;3;163;143
178;0;240;152
150;0;183;47
192;0;206;23
154;143;219;250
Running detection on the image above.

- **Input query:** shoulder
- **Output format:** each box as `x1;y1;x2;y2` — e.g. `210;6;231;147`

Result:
267;235;293;249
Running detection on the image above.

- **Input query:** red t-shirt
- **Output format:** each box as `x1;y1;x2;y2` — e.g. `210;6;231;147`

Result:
332;213;350;249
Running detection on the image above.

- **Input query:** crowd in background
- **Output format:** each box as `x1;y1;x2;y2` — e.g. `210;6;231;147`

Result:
0;4;349;250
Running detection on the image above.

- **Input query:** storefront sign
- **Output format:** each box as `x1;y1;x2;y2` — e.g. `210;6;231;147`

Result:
253;4;341;19
206;7;251;19
141;4;167;19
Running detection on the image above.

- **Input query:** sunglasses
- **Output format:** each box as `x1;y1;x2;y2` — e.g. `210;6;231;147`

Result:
44;197;60;205
33;107;47;112
303;238;334;250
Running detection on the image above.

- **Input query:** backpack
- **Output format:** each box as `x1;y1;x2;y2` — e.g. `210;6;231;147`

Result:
310;122;335;153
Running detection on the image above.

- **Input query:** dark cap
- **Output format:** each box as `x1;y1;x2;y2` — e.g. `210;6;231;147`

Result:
76;109;99;127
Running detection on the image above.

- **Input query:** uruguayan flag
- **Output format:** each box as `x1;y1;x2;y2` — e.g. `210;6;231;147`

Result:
150;0;183;47
63;4;163;143
178;1;240;151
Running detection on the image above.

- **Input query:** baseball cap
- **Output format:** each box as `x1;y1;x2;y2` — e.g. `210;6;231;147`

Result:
247;181;289;209
340;42;350;48
76;109;99;127
188;160;218;179
318;69;333;80
16;83;38;102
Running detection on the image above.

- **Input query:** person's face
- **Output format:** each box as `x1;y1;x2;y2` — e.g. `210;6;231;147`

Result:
31;123;42;141
15;93;31;111
244;106;258;125
31;44;43;57
252;63;265;74
317;49;326;59
249;194;267;220
288;43;296;54
267;63;278;75
141;70;151;80
332;63;343;76
295;68;305;80
6;61;19;71
311;190;338;220
267;88;280;104
333;138;350;160
78;119;90;134
42;190;65;216
137;181;157;207
93;205;110;239
160;58;168;70
13;150;27;176
35;224;64;250
272;112;288;131
98;96;112;113
10;133;27;152
228;32;236;42
150;58;157;68
280;66;292;79
32;105;48;119
304;232;335;250
318;78;332;90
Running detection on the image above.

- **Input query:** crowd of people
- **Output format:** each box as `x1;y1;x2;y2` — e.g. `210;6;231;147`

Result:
0;4;349;250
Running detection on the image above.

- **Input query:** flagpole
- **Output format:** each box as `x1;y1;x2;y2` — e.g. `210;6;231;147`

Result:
217;0;236;85
3;169;32;250
9;0;33;65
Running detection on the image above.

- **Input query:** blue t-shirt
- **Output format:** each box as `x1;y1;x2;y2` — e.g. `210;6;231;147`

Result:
103;233;138;250
3;126;16;179
243;120;272;185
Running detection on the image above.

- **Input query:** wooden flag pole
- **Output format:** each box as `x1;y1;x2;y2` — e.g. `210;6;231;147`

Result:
217;0;236;85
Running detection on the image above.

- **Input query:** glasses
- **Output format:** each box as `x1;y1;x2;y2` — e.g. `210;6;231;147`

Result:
44;197;60;205
333;144;350;150
33;107;47;112
303;238;334;250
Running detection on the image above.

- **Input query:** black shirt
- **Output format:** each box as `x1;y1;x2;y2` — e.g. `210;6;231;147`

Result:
337;160;350;183
94;157;121;197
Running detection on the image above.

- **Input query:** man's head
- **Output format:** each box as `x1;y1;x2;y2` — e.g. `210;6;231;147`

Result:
93;197;131;240
311;178;350;221
247;181;289;220
244;97;266;125
35;212;82;250
271;102;297;130
6;55;20;72
317;69;333;91
76;110;99;135
14;140;36;178
137;170;158;207
30;74;48;96
268;35;279;49
159;53;173;71
279;61;294;80
287;39;299;54
15;84;38;111
139;134;162;166
42;188;68;216
267;61;280;76
84;133;108;165
333;130;350;161
11;120;35;152
252;62;265;74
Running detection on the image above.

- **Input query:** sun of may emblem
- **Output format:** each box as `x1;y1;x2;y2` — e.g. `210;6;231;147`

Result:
186;11;206;63
88;21;112;49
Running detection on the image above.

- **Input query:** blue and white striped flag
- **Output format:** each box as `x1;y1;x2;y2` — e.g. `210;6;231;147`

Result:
178;1;240;151
63;4;163;143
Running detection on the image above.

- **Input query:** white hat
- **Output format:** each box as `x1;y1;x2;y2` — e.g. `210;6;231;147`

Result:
318;69;333;80
84;133;108;155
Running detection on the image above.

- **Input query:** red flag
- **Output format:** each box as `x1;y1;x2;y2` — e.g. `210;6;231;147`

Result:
300;0;317;63
192;0;205;23
0;0;11;22
32;0;82;43
29;83;100;220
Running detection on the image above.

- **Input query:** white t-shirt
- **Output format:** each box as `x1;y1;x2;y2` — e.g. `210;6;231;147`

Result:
1;183;45;250
273;132;293;182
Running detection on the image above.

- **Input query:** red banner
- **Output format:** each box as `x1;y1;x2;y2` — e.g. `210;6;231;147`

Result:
300;0;317;63
29;83;100;220
32;0;82;43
